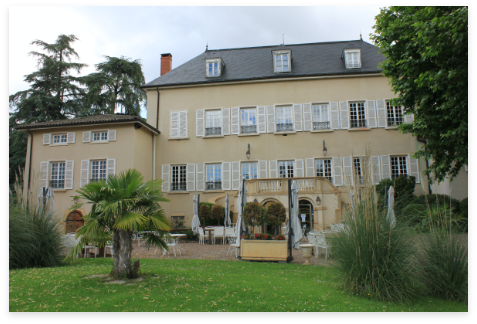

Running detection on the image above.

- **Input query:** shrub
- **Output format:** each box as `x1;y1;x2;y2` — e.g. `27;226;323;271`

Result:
243;202;264;228
186;230;197;241
198;204;211;225
210;204;224;225
376;175;416;216
410;194;461;215
198;202;232;226
459;198;468;232
331;186;418;303
264;202;287;235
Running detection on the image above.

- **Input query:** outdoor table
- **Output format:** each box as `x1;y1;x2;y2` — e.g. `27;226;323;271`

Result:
170;233;187;252
204;228;214;245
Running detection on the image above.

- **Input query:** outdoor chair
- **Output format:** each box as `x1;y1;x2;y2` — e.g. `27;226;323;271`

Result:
156;236;181;256
314;234;331;260
84;244;97;258
213;227;225;244
307;233;320;258
226;236;240;257
224;227;235;243
198;227;208;244
104;242;114;258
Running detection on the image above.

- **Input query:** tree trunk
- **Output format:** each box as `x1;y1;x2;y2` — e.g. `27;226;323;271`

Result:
112;229;134;278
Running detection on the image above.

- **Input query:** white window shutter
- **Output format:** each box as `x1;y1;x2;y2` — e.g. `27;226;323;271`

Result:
376;99;386;127
366;100;377;128
179;111;188;137
232;161;241;190
108;129;116;141
222;162;231;190
342;156;353;186
267;105;275;133
231;107;239;135
196;109;204;137
380;155;391;180
330;102;340;130
170;111;179;138
80;160;89;187
222;108;230;135
39;161;49;188
107;158;116;176
302;103;312;131
305;158;314;177
43;134;51;145
408;155;420;183
257;106;266;133
196;163;205;191
162;164;170;192
67;132;75;144
258;160;267;179
370;156;381;185
187;163;195;191
269;160;278;178
339;101;349;129
65;160;74;189
293;104;302;131
295;159;304;177
332;157;343;186
404;112;414;124
83;131;91;143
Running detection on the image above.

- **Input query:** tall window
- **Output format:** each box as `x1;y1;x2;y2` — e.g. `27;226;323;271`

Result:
241;162;258;180
208;62;219;77
349;102;366;128
315;159;332;182
93;131;108;142
50;162;65;188
276;106;293;132
345;51;361;68
240;108;257;134
171;165;187;191
278;161;294;178
312;104;330;130
91;160;107;182
391;156;408;179
386;102;403;127
274;53;290;72
53;134;67;144
205;110;221;136
353;158;364;184
206;164;222;190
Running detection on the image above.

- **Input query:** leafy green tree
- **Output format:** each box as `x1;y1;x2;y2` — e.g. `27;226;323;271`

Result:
81;56;146;116
67;169;170;279
371;6;468;182
264;202;287;235
9;34;87;186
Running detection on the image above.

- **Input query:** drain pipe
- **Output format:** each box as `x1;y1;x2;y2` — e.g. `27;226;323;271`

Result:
26;129;33;191
417;136;431;194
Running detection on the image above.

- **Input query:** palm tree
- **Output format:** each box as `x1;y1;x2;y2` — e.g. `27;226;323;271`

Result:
67;169;170;278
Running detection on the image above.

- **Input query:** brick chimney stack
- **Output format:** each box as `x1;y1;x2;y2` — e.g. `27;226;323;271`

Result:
161;53;172;76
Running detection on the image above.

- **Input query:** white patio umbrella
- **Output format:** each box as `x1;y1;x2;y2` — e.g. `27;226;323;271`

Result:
235;178;247;247
224;194;231;227
38;187;55;214
349;189;355;219
386;186;396;228
191;194;201;235
286;180;303;249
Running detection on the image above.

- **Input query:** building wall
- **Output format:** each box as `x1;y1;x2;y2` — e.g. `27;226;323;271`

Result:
430;167;468;201
147;75;432;227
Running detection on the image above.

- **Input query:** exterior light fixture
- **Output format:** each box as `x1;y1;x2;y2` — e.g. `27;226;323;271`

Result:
323;140;327;156
316;196;321;205
246;143;251;160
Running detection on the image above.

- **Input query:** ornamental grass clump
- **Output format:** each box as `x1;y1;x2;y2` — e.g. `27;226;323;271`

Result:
331;155;418;303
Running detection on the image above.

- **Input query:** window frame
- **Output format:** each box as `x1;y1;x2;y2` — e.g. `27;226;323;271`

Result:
241;161;258;180
205;58;223;78
92;131;108;142
315;158;333;182
273;50;292;73
171;165;187;191
278;160;294;178
206;163;222;190
240;107;258;134
349;101;367;128
205;109;222;136
52;134;67;144
50;161;66;189
390;156;408;179
353;157;364;184
344;49;361;69
386;101;404;127
90;159;107;182
312;103;331;130
275;105;294;132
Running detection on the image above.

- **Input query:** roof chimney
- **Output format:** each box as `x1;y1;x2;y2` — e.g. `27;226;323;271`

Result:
161;53;172;76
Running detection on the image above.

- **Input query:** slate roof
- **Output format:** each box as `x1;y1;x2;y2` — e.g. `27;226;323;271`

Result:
143;39;384;88
16;114;160;134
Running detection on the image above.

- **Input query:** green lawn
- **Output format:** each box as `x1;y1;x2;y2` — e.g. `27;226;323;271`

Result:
9;258;467;312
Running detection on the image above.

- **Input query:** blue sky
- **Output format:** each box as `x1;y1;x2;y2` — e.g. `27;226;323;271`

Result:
9;6;381;118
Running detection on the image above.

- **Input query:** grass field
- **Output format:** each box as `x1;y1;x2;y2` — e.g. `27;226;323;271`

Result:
9;258;467;312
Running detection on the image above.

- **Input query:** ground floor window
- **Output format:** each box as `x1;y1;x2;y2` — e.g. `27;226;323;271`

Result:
170;216;186;229
91;160;107;182
171;165;187;191
242;162;258;180
278;160;294;178
50;162;65;188
353;157;364;184
391;156;408;179
206;164;222;190
315;159;332;182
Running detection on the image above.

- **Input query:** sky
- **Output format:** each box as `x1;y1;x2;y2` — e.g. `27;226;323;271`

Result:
8;6;381;118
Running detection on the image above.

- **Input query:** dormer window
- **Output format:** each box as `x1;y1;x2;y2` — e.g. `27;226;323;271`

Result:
273;50;291;73
206;58;223;77
344;49;361;69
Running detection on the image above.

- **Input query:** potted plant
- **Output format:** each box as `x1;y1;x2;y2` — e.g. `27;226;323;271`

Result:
242;202;264;234
264;202;287;236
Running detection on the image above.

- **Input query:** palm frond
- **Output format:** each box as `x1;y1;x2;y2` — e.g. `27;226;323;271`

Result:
114;212;147;231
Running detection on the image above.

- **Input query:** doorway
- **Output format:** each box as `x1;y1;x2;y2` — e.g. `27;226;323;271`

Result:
65;210;84;233
298;200;313;233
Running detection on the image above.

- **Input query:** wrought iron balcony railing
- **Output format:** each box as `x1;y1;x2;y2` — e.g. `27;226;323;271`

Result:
205;127;221;136
241;125;257;134
206;181;222;190
313;121;330;130
276;123;294;132
50;180;65;189
171;182;187;191
350;119;367;128
387;117;403;127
